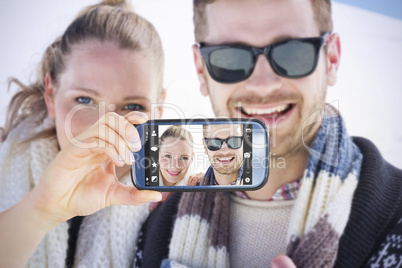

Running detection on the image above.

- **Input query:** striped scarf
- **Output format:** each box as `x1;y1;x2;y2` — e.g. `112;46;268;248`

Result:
162;106;363;268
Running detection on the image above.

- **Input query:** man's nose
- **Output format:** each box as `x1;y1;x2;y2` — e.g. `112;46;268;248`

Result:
243;55;283;95
219;141;231;152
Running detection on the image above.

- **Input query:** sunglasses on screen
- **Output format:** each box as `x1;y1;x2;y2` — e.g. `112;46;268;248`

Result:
199;33;330;83
204;136;243;151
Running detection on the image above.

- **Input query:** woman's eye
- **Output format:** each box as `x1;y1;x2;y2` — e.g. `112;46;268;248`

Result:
75;97;93;104
181;156;189;161
164;154;172;159
125;103;144;111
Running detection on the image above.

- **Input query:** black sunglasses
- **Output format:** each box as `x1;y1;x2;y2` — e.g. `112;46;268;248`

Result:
204;136;243;151
199;33;330;83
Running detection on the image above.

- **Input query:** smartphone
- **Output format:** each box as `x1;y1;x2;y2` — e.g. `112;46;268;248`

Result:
131;118;269;191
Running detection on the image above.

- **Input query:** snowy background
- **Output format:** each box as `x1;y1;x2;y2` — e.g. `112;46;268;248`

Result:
0;0;401;167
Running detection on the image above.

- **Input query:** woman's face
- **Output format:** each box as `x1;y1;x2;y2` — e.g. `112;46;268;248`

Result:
159;137;193;186
45;40;164;149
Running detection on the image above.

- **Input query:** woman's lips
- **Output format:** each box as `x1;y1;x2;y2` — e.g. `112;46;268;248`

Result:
166;170;181;177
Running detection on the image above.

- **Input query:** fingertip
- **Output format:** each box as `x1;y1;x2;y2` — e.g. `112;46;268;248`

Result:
271;255;296;268
150;191;163;202
115;155;126;167
128;140;142;152
132;189;163;203
124;150;135;165
125;111;148;124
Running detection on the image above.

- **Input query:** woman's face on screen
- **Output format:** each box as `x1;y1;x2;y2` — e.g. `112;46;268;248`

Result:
159;137;193;186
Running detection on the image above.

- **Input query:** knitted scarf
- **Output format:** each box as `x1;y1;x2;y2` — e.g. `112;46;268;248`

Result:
0;117;149;268
163;106;363;268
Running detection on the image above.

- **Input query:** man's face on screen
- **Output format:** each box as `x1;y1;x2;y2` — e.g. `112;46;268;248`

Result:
203;124;243;176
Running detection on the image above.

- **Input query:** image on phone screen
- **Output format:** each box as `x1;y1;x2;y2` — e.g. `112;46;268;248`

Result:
132;119;269;191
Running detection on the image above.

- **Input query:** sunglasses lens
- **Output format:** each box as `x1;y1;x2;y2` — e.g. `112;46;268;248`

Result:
227;137;243;150
206;139;222;151
209;48;253;82
271;40;316;77
202;36;323;82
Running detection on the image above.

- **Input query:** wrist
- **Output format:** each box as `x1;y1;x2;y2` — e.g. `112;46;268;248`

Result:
0;190;65;267
25;190;66;230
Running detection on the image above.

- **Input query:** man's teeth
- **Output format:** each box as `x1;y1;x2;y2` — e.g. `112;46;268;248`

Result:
242;104;288;115
218;157;233;161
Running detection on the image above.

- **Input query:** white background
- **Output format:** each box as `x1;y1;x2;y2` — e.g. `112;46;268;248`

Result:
0;0;401;167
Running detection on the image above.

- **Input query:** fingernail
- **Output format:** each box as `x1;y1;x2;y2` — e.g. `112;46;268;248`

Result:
135;112;148;120
129;134;140;144
127;112;148;122
130;139;142;151
117;155;125;165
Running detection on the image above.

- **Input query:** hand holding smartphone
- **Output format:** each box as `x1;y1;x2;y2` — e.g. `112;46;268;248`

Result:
131;118;269;191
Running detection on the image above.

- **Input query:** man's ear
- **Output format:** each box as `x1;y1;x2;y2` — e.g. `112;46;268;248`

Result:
44;72;56;118
192;44;209;97
154;89;166;119
326;33;341;86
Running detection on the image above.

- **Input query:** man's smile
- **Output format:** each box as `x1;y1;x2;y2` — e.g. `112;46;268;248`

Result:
240;104;293;117
235;103;295;127
216;156;235;164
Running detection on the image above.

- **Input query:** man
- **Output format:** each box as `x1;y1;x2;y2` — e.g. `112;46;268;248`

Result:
137;0;402;267
201;124;244;185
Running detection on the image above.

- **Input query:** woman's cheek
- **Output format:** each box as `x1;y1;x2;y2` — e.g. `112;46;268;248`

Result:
160;158;168;169
172;159;181;170
179;160;190;170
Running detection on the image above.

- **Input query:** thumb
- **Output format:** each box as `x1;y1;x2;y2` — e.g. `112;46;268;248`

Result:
106;183;162;207
272;255;296;268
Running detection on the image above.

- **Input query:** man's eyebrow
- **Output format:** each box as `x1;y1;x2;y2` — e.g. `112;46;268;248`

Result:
237;35;303;47
272;34;299;42
254;35;302;47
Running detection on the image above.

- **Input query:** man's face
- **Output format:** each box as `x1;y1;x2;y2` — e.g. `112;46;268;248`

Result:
194;0;339;158
203;124;243;176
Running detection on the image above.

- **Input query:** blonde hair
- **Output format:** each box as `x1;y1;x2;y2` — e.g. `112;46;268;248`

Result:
159;125;194;153
193;0;333;42
1;0;164;142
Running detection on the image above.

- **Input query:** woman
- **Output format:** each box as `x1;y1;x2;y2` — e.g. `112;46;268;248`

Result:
159;125;194;186
0;1;164;267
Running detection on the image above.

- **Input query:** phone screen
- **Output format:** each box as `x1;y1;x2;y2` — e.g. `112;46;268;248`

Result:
132;118;269;191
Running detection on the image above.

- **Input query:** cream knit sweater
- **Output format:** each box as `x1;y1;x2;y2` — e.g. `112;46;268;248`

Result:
0;118;149;268
229;194;295;268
